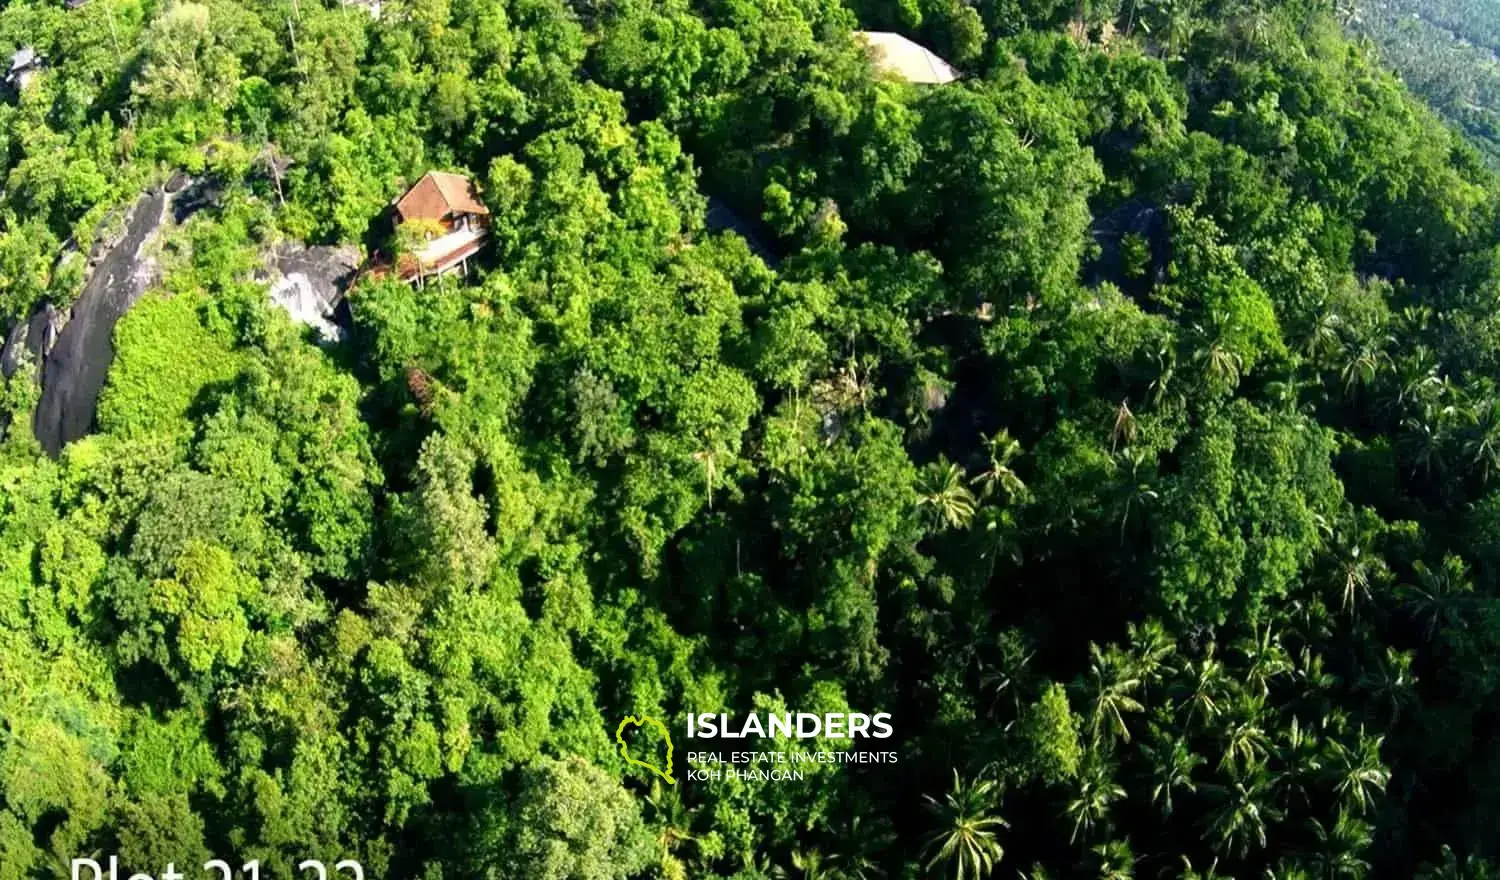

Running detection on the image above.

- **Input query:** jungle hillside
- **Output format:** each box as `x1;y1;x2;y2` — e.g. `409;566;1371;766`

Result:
3;0;1500;877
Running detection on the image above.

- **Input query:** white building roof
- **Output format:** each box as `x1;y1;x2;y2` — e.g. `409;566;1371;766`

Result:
855;31;959;84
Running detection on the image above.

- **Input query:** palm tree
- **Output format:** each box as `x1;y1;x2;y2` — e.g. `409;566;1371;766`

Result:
829;815;893;879
1219;699;1271;775
975;505;1024;584
1178;856;1227;879
1196;335;1244;389
1327;729;1389;816
1265;374;1317;415
1416;845;1495;879
1305;811;1373;878
1092;839;1135;879
918;460;979;531
1383;346;1442;418
921;770;1008;880
1173;645;1229;729
1463;399;1500;482
1324;533;1379;615
1158;2;1201;59
971;430;1028;502
1263;860;1317;880
1298;305;1343;362
1235;0;1275;47
1066;758;1125;843
1142;726;1204;816
1339;338;1390;396
1272;715;1324;810
1399;416;1448;479
1236;625;1292;700
645;780;699;879
1127;619;1175;688
1356;648;1417;725
1292;646;1338;716
1148;345;1182;408
740;853;788;880
979;630;1037;720
789;847;839;880
1080;643;1145;745
1112;449;1159;542
1400;555;1473;642
1203;775;1280;858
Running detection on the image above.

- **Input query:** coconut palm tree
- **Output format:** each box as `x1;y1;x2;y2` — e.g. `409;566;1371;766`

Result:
1080;643;1146;745
1219;698;1271;775
1178;856;1228;879
1324;532;1382;615
789;847;839;880
1382;345;1442;418
921;770;1008;880
979;630;1037;719
1236;625;1292;700
1196;335;1244;390
1400;555;1473;642
1272;715;1324;810
971;430;1028;502
1327;729;1390;816
1305;811;1373;878
1126;619;1175;688
1339;338;1390;396
1463;398;1500;483
1066;758;1126;843
1173;645;1229;729
1112;449;1159;542
830;815;894;879
1356;648;1417;725
1203;774;1280;857
1298;305;1343;363
1148;345;1182;407
918;460;979;531
1265;374;1318;415
1092;839;1135;879
1399;416;1449;479
1142;725;1204;816
645;780;699;879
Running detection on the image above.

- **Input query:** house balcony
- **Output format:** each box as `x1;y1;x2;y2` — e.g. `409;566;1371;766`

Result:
396;226;489;283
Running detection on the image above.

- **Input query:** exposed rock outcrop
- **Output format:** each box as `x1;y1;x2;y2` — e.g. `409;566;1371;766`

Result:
1085;199;1169;291
9;171;356;455
261;242;361;342
1;304;64;380
32;186;174;455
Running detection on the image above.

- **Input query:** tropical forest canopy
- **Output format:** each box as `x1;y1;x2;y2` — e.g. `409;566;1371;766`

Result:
1;0;1500;877
1351;0;1500;167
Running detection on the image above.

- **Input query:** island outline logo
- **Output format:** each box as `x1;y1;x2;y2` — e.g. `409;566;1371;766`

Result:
616;714;675;784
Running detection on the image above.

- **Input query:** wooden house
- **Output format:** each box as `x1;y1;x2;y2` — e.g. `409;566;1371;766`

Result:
390;171;491;284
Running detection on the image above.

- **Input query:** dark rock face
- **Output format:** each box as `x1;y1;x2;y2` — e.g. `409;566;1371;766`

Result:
1085;199;1170;291
261;241;361;341
1;304;63;380
171;176;223;223
706;197;781;266
15;172;344;456
32;187;172;456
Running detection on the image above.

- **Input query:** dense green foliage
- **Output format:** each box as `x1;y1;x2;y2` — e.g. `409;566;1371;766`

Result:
1351;0;1500;166
4;0;1500;876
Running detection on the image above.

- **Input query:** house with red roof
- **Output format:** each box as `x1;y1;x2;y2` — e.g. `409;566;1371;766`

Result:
389;171;491;284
